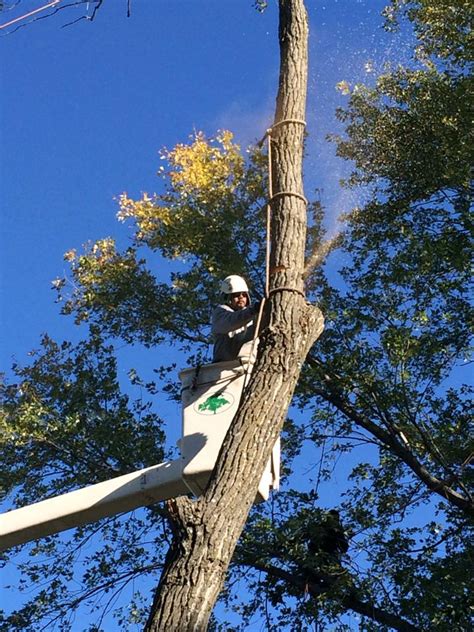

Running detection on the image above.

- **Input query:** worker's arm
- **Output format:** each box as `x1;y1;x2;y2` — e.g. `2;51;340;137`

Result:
211;304;258;335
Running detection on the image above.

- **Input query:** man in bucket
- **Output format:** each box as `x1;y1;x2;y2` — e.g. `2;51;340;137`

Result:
211;275;261;363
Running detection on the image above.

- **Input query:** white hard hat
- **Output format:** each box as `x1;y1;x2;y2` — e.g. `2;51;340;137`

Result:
220;275;249;294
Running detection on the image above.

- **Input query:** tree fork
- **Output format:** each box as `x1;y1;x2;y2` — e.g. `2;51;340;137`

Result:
145;1;324;629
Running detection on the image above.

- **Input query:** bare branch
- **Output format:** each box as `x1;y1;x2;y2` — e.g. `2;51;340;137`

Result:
0;0;62;30
0;0;105;34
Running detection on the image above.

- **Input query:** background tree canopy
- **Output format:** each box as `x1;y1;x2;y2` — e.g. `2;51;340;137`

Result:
1;1;472;630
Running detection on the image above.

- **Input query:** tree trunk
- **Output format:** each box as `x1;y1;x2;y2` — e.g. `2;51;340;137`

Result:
145;1;323;629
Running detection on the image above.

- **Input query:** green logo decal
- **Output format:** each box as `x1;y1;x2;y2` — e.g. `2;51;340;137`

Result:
195;392;234;415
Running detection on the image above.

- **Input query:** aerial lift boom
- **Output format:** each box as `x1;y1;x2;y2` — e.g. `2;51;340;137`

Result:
0;357;280;551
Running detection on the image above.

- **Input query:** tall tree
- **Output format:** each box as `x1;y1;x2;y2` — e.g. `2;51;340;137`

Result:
144;1;323;628
1;1;472;630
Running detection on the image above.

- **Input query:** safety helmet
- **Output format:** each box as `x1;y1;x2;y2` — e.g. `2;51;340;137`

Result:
220;275;249;295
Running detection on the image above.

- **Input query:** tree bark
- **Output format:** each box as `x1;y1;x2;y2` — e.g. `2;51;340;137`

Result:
144;1;324;630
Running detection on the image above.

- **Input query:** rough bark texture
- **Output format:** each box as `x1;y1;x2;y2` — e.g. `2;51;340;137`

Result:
144;1;324;629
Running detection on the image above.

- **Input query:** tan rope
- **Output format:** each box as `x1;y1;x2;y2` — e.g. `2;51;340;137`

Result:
266;129;273;299
268;286;306;299
269;118;306;134
248;118;308;363
268;190;308;205
258;118;307;144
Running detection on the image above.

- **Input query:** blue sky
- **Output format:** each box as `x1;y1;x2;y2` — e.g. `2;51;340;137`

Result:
0;0;409;464
1;1;411;628
0;0;406;470
1;0;407;376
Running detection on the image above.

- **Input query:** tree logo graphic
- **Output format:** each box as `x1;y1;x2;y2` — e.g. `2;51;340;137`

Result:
194;391;234;415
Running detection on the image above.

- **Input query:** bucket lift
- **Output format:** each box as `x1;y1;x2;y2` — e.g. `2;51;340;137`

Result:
0;357;280;551
179;356;280;502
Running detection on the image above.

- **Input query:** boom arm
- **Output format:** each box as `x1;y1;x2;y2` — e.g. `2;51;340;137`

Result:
0;459;187;551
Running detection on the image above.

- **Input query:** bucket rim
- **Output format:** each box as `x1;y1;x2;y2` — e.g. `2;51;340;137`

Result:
178;356;253;379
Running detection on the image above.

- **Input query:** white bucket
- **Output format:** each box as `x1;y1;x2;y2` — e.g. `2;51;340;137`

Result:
179;357;280;502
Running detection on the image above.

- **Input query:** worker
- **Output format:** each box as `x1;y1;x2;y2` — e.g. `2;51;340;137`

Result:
306;509;349;563
211;275;261;363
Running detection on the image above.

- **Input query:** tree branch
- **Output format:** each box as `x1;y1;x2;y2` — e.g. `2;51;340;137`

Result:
0;0;105;33
238;559;421;632
306;355;474;516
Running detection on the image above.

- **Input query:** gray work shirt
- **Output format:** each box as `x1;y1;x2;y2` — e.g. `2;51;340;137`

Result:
211;304;256;363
